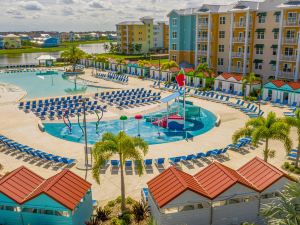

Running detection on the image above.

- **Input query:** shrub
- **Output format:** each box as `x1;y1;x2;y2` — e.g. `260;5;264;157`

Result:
116;196;122;204
120;213;131;225
283;162;290;170
85;216;100;225
289;165;295;172
294;168;300;174
107;200;116;208
132;201;148;222
111;217;121;225
126;197;136;205
95;207;111;222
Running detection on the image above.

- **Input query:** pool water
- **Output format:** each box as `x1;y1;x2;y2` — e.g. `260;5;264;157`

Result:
0;71;104;99
44;105;216;145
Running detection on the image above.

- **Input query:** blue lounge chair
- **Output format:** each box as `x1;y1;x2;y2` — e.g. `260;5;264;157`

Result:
154;158;165;168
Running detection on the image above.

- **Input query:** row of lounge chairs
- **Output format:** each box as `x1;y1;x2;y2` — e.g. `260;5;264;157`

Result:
96;72;128;84
94;88;146;99
214;88;243;97
288;149;300;160
227;99;264;118
192;90;230;103
103;137;252;173
0;135;76;167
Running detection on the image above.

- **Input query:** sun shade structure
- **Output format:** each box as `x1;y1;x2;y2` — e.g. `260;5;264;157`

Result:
0;166;93;225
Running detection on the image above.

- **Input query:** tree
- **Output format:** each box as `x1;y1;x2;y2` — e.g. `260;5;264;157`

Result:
232;112;292;162
61;45;86;72
285;109;300;168
109;42;117;53
95;55;109;70
92;131;148;213
261;181;300;224
242;72;261;98
103;43;109;53
134;44;142;54
137;60;150;68
195;63;214;88
160;61;179;71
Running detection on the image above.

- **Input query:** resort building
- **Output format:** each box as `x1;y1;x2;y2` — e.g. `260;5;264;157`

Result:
3;34;22;49
153;21;169;52
0;35;4;49
0;166;93;225
147;157;294;225
263;79;300;104
32;34;60;47
168;0;300;81
116;17;168;54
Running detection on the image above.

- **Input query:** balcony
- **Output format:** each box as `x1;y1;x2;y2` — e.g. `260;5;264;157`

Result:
278;71;295;80
280;54;297;61
234;22;246;28
198;50;208;56
283;37;298;45
197;36;208;42
232;37;245;43
198;23;209;28
231;52;250;58
284;19;300;26
231;66;249;74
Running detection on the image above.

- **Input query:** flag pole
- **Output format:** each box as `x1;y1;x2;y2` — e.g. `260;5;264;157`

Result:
182;68;186;132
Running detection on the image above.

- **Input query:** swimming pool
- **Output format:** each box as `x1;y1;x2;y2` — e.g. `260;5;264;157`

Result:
44;104;216;145
0;71;105;99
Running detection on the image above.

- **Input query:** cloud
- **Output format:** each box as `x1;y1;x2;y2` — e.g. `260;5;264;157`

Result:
20;1;43;10
62;7;74;16
89;0;104;8
6;8;26;19
61;0;75;4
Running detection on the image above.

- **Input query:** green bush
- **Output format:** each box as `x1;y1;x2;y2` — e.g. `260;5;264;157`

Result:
294;168;300;174
111;217;121;225
126;197;136;205
107;200;116;208
116;196;122;204
120;213;131;225
283;162;290;169
289;165;295;172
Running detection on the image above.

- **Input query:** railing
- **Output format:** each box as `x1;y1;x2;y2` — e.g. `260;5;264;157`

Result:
278;71;295;80
197;37;208;42
198;22;209;28
283;37;298;44
234;22;246;28
232;52;243;58
232;37;245;43
198;50;208;55
281;54;297;61
284;19;300;26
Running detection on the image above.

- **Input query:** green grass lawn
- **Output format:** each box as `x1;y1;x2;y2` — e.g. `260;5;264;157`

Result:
0;39;111;55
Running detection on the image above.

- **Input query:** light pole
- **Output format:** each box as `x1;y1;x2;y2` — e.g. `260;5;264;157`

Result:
158;56;161;89
120;115;128;131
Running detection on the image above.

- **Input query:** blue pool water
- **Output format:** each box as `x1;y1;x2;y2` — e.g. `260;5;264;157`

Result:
44;105;216;145
0;71;104;99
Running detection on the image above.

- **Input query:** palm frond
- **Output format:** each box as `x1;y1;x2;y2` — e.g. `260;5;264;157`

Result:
232;127;252;144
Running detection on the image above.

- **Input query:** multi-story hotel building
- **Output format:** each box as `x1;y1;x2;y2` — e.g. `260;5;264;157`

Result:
116;17;168;54
168;0;300;81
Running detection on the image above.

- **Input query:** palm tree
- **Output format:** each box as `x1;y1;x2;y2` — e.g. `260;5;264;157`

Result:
242;72;261;98
95;55;109;70
103;43;109;53
92;131;148;213
137;60;150;68
160;60;179;71
285;109;300;168
61;45;86;72
195;63;214;88
261;181;300;224
232;112;292;162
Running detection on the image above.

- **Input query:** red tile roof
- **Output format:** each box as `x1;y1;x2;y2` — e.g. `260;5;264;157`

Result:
287;81;300;90
0;166;91;210
237;157;293;191
184;68;194;73
147;167;208;208
194;162;254;198
0;166;44;204
220;73;243;81
148;158;293;208
270;80;286;88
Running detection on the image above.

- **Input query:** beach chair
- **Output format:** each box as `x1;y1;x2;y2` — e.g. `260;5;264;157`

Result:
125;160;133;172
143;159;153;172
154;158;165;169
111;160;120;171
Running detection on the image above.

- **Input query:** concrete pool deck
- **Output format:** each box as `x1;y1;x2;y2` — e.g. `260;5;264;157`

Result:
0;68;298;206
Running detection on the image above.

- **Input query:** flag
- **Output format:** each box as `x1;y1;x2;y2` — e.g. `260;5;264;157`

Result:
176;69;185;87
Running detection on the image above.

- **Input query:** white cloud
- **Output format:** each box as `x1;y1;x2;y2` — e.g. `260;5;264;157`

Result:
89;0;104;8
20;1;43;10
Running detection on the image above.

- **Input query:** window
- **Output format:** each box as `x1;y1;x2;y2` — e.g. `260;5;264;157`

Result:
164;207;178;214
286;30;295;39
256;47;264;55
272;48;277;55
178;205;194;212
274;32;278;39
283;63;292;72
284;47;294;56
172;55;177;62
172;31;177;39
219;31;225;38
287;12;297;24
258;15;266;23
255;63;262;70
172;18;177;26
212;200;226;207
219;16;226;24
199;17;208;25
172;43;177;50
261;192;280;199
200;44;207;51
218;45;224;52
21;207;70;217
227;198;241;204
201;57;207;63
218;58;224;66
275;14;280;23
257;32;265;39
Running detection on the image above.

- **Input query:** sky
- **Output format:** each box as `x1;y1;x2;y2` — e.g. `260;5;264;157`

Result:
0;0;240;32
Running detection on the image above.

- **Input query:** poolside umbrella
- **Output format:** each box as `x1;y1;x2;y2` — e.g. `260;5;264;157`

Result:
135;114;143;137
120;115;128;131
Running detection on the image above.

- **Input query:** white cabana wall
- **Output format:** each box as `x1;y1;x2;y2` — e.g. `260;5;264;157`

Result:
136;67;142;76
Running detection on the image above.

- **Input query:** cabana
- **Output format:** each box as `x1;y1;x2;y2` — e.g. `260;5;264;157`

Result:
147;157;294;225
149;66;160;79
214;73;260;96
263;80;300;105
36;55;57;67
0;166;93;225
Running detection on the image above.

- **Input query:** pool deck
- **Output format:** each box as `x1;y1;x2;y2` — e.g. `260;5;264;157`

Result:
0;68;298;206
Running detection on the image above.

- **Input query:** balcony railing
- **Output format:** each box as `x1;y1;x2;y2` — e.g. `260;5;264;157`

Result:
231;66;248;73
197;37;208;42
232;37;245;43
278;71;295;80
198;22;209;27
284;19;300;26
281;54;297;61
231;52;250;58
283;37;298;45
198;50;208;55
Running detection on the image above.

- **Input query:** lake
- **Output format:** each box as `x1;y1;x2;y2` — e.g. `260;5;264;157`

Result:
0;42;110;66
